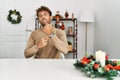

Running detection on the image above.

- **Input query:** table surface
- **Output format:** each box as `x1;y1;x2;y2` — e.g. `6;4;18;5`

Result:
0;59;120;80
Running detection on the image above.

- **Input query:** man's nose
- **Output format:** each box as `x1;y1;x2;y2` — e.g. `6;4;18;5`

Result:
42;16;46;19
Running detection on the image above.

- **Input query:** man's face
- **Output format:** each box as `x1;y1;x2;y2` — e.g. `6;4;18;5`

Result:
38;11;52;26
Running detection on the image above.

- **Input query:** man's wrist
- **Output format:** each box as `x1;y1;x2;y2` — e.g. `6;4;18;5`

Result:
49;33;54;38
33;45;39;51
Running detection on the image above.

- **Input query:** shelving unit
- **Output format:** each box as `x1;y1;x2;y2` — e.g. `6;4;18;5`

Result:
53;18;78;59
35;18;78;59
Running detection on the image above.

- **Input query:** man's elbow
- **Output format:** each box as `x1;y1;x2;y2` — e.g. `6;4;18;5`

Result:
24;50;31;58
24;52;29;58
62;46;68;54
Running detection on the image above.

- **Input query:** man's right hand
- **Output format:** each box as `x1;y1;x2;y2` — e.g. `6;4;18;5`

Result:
37;36;49;48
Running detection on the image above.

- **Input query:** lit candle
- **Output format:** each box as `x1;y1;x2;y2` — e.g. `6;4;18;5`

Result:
95;50;106;66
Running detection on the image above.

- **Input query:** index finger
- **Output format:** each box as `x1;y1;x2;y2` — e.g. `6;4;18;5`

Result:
43;36;49;40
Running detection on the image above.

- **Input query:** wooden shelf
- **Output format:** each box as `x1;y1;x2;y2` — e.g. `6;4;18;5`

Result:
67;34;76;37
68;49;77;53
36;18;77;21
52;18;77;21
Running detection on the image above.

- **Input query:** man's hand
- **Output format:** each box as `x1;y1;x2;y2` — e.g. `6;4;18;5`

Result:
37;36;49;48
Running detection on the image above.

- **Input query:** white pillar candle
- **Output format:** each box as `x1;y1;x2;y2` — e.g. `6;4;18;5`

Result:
95;50;106;66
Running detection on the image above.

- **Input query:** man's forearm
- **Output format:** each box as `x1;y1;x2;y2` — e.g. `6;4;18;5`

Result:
24;45;39;58
51;35;68;54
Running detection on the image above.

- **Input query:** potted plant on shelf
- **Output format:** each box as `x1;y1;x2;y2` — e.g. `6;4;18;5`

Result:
68;41;73;51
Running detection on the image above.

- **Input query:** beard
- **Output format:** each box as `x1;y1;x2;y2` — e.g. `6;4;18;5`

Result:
40;18;51;26
41;23;45;26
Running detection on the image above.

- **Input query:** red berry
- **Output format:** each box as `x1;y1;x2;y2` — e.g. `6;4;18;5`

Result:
105;55;109;60
93;64;99;69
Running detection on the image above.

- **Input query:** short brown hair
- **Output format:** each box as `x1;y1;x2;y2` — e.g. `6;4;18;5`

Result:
36;6;52;17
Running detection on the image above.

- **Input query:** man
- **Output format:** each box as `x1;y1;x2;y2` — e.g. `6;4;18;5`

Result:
24;6;68;59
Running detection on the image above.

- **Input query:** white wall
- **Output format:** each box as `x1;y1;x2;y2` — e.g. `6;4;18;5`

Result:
94;0;120;59
0;0;94;58
0;0;30;58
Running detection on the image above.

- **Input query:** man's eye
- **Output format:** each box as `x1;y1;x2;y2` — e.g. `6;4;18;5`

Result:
39;15;42;17
44;13;48;16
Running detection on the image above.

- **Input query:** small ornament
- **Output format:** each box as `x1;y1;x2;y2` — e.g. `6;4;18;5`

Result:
56;17;60;23
65;10;69;19
60;22;65;30
55;11;60;18
68;27;73;35
72;13;74;20
53;11;63;19
55;21;61;29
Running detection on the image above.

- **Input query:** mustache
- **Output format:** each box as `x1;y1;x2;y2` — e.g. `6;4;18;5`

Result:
42;18;47;20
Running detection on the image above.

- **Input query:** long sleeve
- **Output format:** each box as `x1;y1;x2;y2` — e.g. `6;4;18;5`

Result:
24;32;39;58
51;30;68;54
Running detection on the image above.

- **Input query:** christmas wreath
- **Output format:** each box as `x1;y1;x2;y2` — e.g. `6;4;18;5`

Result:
74;54;120;80
7;9;22;24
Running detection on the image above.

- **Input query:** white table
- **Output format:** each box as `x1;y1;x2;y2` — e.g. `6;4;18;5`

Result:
0;59;120;80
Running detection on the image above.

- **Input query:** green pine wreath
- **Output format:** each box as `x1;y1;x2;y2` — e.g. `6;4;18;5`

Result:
7;9;22;24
